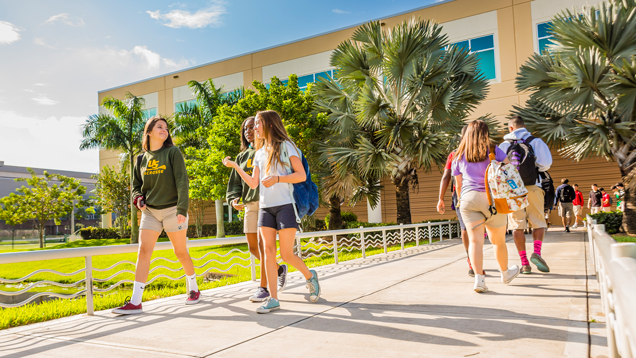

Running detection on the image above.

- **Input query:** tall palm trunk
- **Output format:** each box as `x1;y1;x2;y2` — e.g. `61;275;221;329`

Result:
328;195;343;230
394;178;412;224
620;167;636;235
215;199;225;238
130;153;139;244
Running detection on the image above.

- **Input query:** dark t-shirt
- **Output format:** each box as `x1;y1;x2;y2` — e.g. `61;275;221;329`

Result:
589;190;602;207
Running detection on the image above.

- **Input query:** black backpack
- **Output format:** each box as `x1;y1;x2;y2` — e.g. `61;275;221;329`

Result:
506;136;538;186
539;171;555;210
560;185;575;202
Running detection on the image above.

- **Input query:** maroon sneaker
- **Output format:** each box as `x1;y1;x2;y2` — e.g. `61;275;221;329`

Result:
186;290;201;305
112;298;142;315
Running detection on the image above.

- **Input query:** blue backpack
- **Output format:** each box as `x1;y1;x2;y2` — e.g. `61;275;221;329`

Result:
280;142;319;231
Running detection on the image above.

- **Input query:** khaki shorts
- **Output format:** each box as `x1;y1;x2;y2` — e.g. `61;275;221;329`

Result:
459;191;507;230
590;207;601;214
573;205;582;217
508;185;547;230
602;206;611;212
244;201;259;234
558;202;573;218
140;206;188;233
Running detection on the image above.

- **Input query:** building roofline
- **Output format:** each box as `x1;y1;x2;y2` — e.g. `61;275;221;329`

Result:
98;0;454;94
0;164;97;179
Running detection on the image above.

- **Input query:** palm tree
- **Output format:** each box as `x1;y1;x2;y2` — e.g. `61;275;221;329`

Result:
322;18;490;223
514;0;636;234
172;79;244;238
80;92;146;243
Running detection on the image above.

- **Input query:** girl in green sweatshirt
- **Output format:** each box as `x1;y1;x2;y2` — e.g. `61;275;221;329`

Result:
226;116;286;303
113;116;199;315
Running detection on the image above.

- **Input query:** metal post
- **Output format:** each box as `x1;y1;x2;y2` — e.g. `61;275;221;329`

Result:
250;254;256;281
415;226;419;246
360;227;366;259
439;224;443;241
382;230;387;254
428;222;432;244
333;234;339;264
400;224;404;251
85;256;94;316
448;222;452;239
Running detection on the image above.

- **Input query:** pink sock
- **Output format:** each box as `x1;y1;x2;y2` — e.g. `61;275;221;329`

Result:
519;251;530;266
534;240;542;255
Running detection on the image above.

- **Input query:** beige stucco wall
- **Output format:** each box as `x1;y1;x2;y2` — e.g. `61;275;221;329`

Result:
98;0;618;227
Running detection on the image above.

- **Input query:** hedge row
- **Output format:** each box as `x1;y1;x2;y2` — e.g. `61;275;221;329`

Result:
589;211;623;234
79;227;122;240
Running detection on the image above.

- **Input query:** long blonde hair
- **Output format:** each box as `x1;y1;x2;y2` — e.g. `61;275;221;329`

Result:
454;120;491;163
254;110;295;175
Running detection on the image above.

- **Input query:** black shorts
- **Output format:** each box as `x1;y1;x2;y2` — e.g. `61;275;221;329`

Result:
258;204;299;230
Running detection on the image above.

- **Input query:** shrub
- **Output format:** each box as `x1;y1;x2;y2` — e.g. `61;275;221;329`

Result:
325;211;359;229
79;227;121;240
590;211;623;234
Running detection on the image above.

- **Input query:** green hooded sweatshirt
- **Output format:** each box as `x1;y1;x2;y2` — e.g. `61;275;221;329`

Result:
132;146;189;216
226;147;259;204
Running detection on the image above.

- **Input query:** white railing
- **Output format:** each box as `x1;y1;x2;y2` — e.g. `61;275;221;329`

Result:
0;220;459;314
586;215;636;358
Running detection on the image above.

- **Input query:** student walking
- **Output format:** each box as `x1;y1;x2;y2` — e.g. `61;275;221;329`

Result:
572;184;584;228
222;110;320;313
452;120;520;293
113;116;199;315
226;116;287;303
612;183;625;211
588;184;602;214
499;115;553;274
437;127;481;276
601;188;612;212
555;179;575;232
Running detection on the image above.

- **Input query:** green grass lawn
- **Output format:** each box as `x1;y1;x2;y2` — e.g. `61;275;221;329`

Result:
612;235;636;243
0;227;453;330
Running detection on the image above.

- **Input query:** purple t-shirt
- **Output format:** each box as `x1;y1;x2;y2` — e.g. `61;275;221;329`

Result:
451;147;507;195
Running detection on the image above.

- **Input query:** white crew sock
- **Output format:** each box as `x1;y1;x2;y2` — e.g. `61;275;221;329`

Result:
186;274;198;292
131;281;145;305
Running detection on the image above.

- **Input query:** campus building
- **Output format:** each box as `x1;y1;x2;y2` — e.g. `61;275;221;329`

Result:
98;0;622;227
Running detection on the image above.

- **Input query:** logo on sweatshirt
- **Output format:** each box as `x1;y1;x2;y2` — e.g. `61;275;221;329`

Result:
246;159;253;175
145;159;166;175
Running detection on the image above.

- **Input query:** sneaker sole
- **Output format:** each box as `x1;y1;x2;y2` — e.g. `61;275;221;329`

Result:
531;257;550;272
249;296;269;302
468;270;475;277
474;287;488;293
112;308;143;315
256;306;280;314
521;270;532;274
278;265;288;292
185;299;201;305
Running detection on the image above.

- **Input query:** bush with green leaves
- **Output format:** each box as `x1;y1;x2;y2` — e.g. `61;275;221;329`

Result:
590;211;623;235
79;227;121;240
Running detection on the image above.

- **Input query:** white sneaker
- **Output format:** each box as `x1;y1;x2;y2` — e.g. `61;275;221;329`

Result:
572;223;578;229
501;265;520;284
474;274;488;293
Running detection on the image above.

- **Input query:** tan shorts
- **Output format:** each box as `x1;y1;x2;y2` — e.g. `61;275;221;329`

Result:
602;206;611;212
590;206;601;214
140;206;188;233
573;205;582;217
459;191;507;230
558;202;573;218
244;201;259;234
508;185;547;230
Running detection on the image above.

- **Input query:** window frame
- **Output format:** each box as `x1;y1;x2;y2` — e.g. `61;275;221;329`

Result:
448;32;500;83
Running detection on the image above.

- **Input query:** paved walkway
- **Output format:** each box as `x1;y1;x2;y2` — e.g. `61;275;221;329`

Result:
0;229;607;357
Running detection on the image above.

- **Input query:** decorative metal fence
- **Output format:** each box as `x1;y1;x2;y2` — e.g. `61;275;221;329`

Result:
586;215;636;358
0;220;459;314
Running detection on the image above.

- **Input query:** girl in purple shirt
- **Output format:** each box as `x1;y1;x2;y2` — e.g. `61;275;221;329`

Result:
452;120;520;293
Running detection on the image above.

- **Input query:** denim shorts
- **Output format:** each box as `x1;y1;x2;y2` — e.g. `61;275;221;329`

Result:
258;204;299;230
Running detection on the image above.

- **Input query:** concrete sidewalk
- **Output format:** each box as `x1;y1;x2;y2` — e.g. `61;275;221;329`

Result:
0;229;606;357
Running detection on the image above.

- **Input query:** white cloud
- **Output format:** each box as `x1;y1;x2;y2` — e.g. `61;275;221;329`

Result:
132;46;161;69
147;1;226;28
23;89;34;92
0;21;21;44
32;95;58;105
44;13;85;27
0;110;98;173
332;9;350;14
34;83;46;86
33;37;46;46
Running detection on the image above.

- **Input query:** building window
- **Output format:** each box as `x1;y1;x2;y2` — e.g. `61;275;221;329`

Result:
175;99;197;112
537;21;554;53
142;108;157;119
451;34;496;81
275;69;336;90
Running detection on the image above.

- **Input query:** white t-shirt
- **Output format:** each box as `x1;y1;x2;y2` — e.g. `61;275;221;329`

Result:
252;140;300;208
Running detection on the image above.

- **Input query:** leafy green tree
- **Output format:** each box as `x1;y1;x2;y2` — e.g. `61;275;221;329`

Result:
0;169;90;248
320;18;490;223
513;0;636;234
80;92;146;243
187;75;327;230
173;79;244;238
92;166;130;238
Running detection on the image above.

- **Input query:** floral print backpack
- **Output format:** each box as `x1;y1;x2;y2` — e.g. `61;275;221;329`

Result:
484;148;529;215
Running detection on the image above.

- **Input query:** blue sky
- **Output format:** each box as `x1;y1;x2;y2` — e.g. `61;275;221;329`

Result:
0;0;440;173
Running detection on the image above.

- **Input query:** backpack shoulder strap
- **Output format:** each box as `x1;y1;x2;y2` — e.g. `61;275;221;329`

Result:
488;145;496;161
